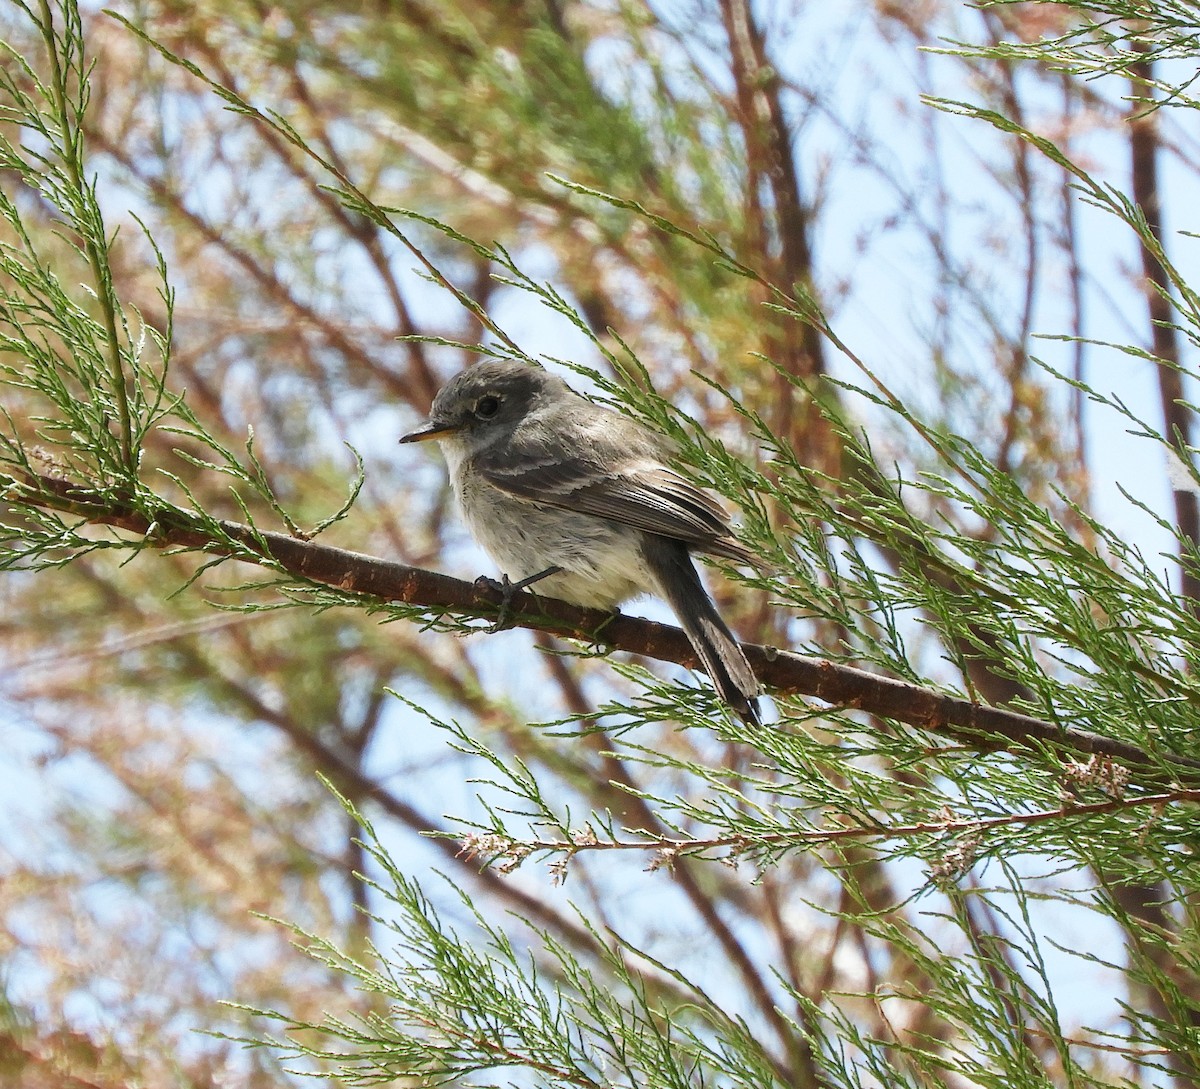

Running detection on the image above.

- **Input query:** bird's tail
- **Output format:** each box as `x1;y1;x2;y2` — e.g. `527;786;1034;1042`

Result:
642;536;761;726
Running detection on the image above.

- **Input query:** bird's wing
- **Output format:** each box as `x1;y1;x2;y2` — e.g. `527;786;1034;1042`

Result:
475;408;751;562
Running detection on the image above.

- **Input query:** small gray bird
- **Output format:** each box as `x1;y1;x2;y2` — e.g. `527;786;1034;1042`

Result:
400;358;760;725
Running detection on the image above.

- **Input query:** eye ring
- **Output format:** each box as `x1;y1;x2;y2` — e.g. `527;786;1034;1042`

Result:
474;395;502;420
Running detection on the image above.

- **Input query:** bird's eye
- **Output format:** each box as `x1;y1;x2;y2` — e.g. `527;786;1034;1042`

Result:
474;395;501;419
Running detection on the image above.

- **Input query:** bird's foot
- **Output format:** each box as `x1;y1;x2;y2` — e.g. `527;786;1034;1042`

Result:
476;566;563;631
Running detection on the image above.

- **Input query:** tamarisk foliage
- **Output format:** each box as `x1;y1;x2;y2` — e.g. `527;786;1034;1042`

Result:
2;1;1199;1086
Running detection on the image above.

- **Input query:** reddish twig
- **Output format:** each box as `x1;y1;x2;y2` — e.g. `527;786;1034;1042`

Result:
461;788;1200;861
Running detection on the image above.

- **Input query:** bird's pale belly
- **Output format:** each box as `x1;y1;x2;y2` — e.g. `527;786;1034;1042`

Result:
454;470;652;610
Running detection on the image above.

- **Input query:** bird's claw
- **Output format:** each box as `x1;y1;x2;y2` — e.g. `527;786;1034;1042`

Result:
477;566;563;632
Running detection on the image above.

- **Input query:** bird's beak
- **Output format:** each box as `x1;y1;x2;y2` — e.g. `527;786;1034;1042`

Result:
399;418;458;444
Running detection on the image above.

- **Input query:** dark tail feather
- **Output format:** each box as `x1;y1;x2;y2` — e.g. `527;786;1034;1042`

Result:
642;536;761;726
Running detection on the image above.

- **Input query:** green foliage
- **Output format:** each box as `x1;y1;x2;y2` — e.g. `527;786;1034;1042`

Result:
949;0;1200;95
244;788;783;1087
0;0;144;469
0;3;372;602
4;1;1200;1088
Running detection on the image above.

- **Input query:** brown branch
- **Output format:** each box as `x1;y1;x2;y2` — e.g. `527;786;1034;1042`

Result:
719;0;831;488
1122;66;1200;1079
1129;49;1200;612
14;470;1200;789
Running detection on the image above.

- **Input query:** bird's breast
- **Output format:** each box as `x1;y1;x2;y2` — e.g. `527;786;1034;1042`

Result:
451;459;652;610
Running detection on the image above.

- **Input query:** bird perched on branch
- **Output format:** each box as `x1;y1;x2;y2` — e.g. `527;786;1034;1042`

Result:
401;358;760;725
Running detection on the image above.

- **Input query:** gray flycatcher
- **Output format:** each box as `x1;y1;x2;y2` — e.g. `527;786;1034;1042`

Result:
400;358;761;725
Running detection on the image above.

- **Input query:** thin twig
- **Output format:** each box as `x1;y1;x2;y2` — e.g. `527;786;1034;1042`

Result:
468;788;1200;859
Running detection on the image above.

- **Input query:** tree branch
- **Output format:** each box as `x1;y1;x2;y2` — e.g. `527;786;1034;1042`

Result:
1129;49;1200;612
12;470;1200;788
